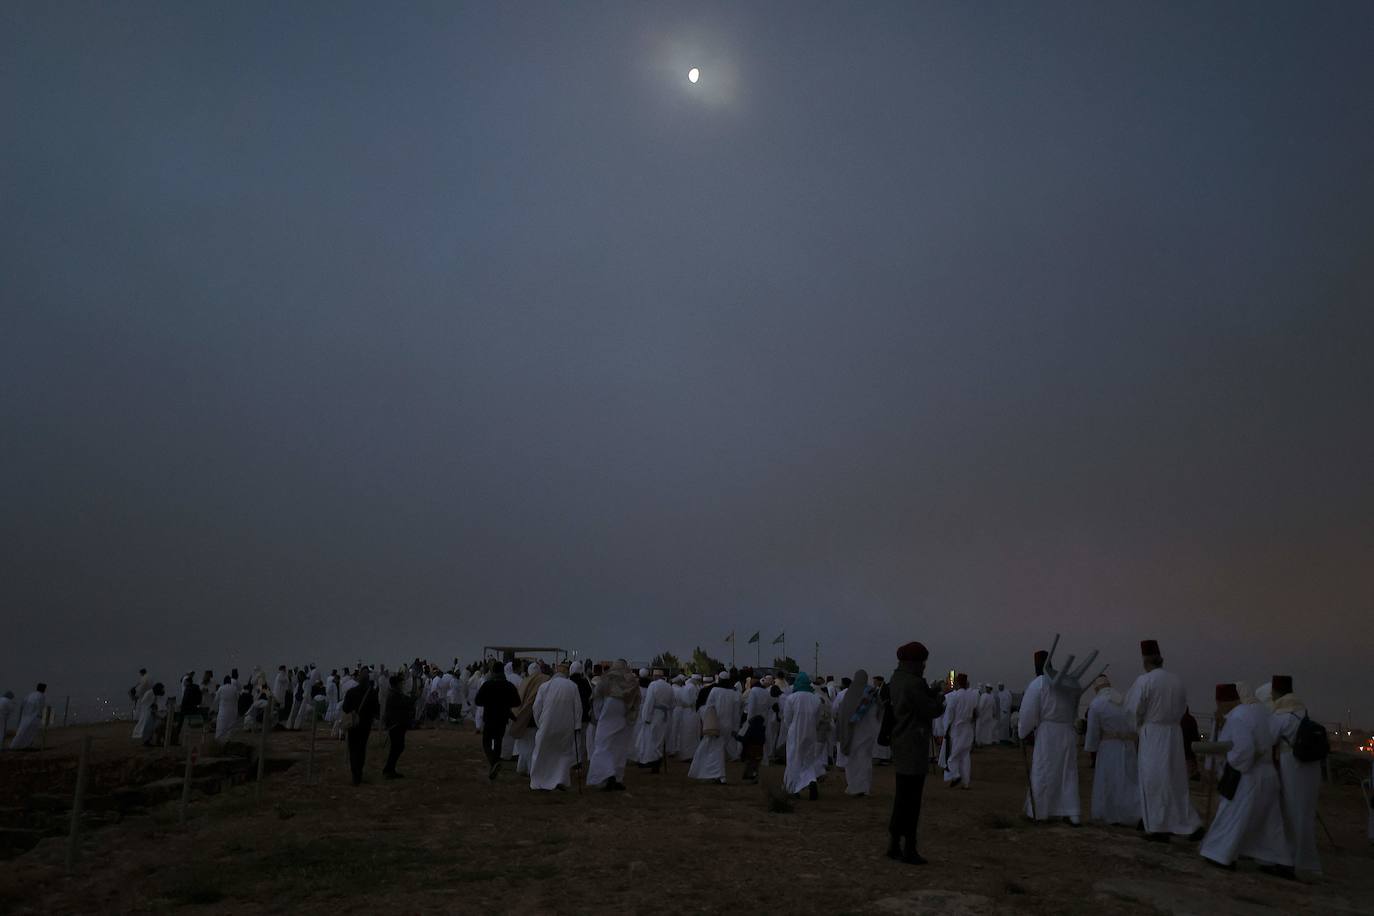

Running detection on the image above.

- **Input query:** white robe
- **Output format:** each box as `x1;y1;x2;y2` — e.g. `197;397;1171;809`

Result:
843;692;880;795
1200;703;1291;867
530;676;582;790
944;687;977;785
674;683;701;759
214;683;239;740
975;690;997;746
1271;705;1321;874
586;696;632;787
688;686;741;782
131;689;158;742
635;679;675;764
10;691;45;750
996;689;1014;742
1018;675;1080;820
324;680;341;722
1124;667;1202;835
781;690;826;794
1085;692;1141;825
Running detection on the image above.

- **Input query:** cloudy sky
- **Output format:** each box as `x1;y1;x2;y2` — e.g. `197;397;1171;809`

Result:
3;2;1371;724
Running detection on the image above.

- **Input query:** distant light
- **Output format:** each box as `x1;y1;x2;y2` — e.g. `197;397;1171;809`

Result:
688;68;700;84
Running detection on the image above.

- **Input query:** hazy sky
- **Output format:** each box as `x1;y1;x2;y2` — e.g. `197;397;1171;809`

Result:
3;2;1371;725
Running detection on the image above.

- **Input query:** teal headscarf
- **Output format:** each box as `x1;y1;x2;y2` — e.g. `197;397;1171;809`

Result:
793;672;814;694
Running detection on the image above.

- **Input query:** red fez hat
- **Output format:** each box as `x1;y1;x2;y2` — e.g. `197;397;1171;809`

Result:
1033;650;1049;665
1271;675;1293;695
955;673;968;688
1140;639;1160;656
896;641;929;662
1215;683;1239;702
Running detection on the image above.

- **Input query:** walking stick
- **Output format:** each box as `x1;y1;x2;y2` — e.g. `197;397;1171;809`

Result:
572;728;583;795
1021;739;1037;821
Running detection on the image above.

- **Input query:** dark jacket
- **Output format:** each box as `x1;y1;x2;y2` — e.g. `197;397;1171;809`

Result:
473;677;521;726
179;683;203;715
383;688;411;731
570;673;594;723
888;667;945;776
341;681;380;727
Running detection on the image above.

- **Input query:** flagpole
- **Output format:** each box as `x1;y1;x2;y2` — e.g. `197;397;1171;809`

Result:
756;636;760;669
814;642;820;678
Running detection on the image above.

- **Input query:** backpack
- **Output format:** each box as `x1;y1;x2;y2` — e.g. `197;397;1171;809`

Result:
1289;713;1329;763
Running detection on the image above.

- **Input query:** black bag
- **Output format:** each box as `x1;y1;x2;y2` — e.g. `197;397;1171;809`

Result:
1290;714;1329;763
1217;763;1241;800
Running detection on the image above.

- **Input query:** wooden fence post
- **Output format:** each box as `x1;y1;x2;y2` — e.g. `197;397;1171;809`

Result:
65;735;91;873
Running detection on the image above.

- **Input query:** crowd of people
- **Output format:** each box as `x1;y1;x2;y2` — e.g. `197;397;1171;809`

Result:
3;636;1370;876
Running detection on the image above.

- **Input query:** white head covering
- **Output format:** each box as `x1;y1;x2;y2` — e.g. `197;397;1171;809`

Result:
638;667;650;678
570;661;584;675
718;670;729;679
1254;682;1274;710
1236;681;1258;705
690;674;702;682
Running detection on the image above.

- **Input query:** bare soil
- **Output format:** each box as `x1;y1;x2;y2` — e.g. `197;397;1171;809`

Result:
1;722;1370;915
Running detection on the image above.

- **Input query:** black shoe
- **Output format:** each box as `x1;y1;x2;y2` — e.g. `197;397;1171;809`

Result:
603;778;626;792
555;785;567;792
1205;858;1235;871
488;762;500;780
886;839;902;861
808;783;819;801
902;851;927;865
1259;864;1296;881
1136;819;1145;832
1146;832;1171;844
1187;827;1206;842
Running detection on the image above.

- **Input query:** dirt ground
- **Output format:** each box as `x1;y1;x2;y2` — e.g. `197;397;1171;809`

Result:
1;722;1371;915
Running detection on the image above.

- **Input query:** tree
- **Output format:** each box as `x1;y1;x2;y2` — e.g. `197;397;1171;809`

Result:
772;656;799;673
690;646;726;676
650;651;682;672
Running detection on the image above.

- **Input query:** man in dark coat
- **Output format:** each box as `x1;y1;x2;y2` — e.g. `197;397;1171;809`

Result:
474;660;522;780
887;641;945;865
340;668;380;786
382;674;411;779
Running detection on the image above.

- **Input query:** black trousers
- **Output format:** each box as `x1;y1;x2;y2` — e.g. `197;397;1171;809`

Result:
384;727;406;773
347;723;372;784
889;772;926;846
482;723;507;765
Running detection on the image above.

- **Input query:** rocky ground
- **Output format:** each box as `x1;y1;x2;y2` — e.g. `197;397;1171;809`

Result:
1;721;1370;915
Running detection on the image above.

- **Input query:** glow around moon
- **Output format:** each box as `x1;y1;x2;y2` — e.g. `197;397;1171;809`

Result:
688;67;700;83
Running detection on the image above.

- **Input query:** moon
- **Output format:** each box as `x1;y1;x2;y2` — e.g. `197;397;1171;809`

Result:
688;67;700;84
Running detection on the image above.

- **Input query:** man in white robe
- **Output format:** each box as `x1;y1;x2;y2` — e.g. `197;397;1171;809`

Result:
943;674;977;789
214;675;239;741
130;669;149;718
511;662;549;775
10;684;47;750
131;683;163;745
1124;639;1203;841
501;662;523;759
635;669;674;773
529;664;583;791
781;672;826;798
1268;675;1321;875
837;672;880;796
675;675;701;760
688;672;741;784
664;675;685;757
1018;651;1081;823
975;684;997;747
586;660;639;791
1085;676;1140;826
1200;683;1292;875
996;682;1014;744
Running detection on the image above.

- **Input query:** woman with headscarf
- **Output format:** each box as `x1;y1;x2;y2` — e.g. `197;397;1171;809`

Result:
1084;675;1140;826
586;659;640;791
782;672;827;800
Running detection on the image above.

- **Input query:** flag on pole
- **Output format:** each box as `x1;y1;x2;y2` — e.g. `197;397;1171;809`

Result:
724;631;734;643
772;632;785;645
747;631;759;644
